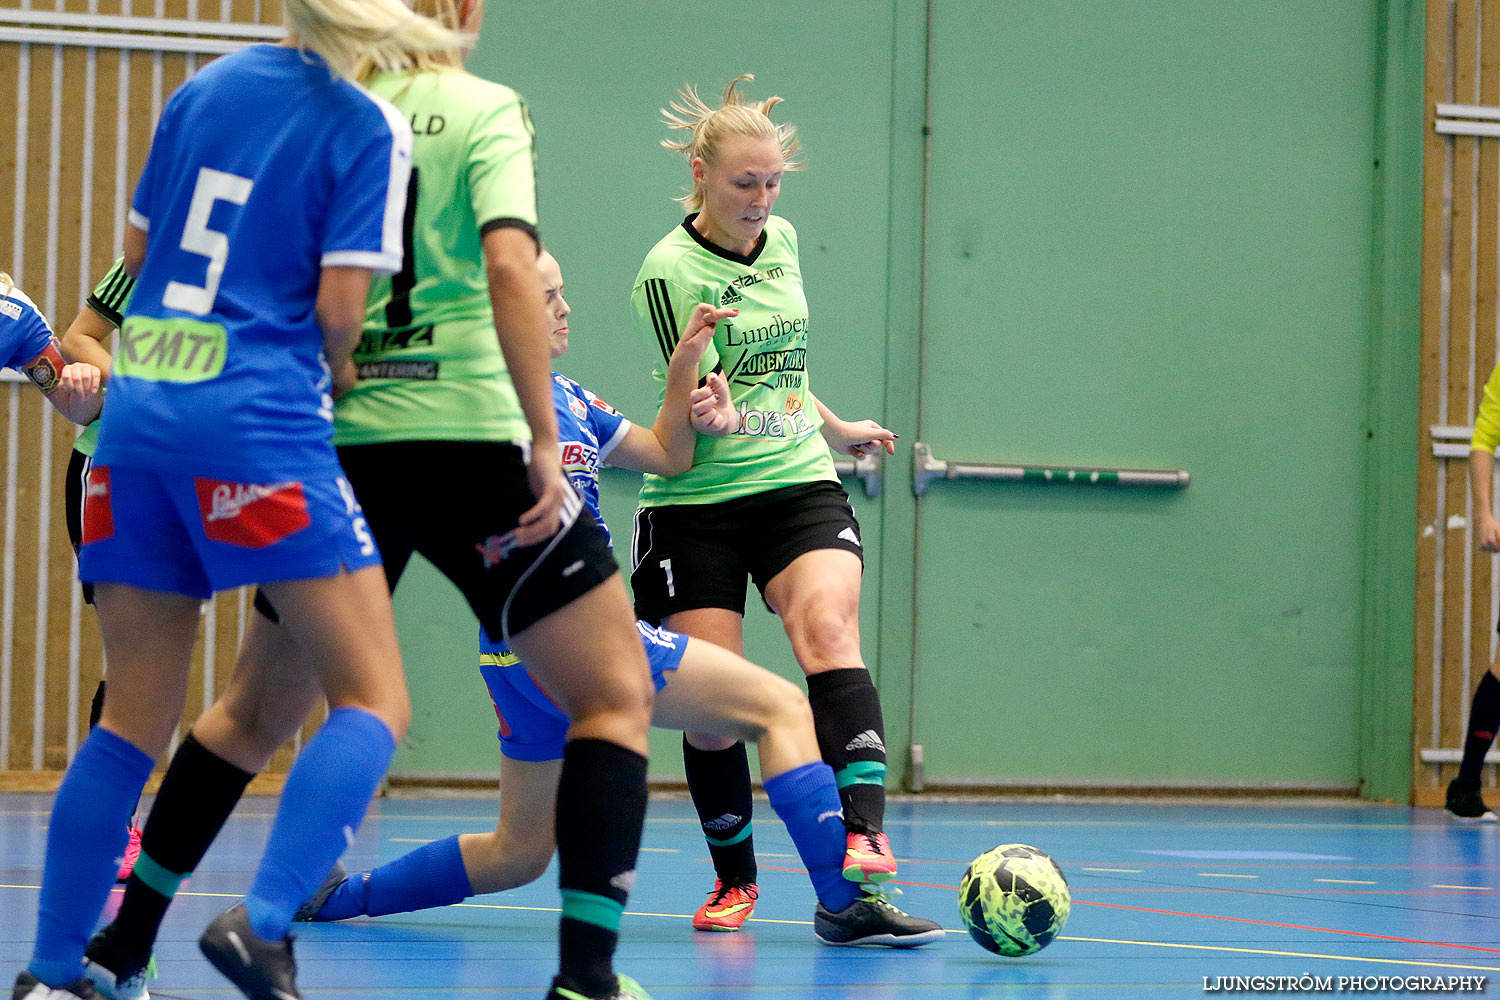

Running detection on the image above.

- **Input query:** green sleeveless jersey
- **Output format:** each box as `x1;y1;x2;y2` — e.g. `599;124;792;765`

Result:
333;68;537;446
73;257;136;458
631;214;836;506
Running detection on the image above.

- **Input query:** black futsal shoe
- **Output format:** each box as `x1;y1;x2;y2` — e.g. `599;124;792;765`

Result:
199;902;301;1000
1446;778;1498;820
814;890;945;947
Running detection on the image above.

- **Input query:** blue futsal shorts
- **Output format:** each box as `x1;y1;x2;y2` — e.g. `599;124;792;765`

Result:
477;619;687;762
77;463;382;599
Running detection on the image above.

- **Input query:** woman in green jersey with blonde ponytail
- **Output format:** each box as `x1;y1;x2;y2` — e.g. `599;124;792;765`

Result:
629;74;936;939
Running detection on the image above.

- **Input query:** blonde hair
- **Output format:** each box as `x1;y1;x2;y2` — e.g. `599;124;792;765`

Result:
0;273;11;297
662;73;803;212
285;0;468;80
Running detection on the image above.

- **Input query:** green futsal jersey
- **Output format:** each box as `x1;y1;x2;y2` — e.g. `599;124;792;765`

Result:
333;68;537;446
73;257;136;458
631;214;836;506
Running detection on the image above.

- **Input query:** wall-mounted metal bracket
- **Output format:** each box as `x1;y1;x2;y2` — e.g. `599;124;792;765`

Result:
831;453;882;498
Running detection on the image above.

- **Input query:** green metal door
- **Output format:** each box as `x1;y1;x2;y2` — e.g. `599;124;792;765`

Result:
907;1;1380;788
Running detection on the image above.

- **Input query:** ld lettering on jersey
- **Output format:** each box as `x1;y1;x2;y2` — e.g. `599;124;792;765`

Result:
194;479;311;549
409;113;445;136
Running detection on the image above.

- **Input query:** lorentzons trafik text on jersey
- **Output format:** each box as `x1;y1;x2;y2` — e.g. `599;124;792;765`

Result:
334;69;538;447
631;214;836;506
97;45;412;481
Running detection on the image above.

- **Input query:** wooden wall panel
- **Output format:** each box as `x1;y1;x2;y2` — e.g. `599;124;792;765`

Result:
0;6;310;782
1415;0;1500;804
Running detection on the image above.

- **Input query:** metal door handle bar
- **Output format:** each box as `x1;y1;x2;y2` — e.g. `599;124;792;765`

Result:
831;454;882;498
912;441;1189;497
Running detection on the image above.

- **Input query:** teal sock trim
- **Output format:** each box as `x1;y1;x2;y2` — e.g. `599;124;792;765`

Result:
560;889;625;932
130;852;188;898
704;822;754;848
835;761;887;789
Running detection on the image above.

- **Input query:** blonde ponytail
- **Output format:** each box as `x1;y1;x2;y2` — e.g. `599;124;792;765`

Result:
285;0;469;80
0;273;12;298
661;74;804;212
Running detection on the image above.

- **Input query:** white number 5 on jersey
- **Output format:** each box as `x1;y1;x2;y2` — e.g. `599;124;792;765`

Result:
163;166;253;316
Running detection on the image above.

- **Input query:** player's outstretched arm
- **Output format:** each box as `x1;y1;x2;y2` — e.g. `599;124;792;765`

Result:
1473;448;1500;552
610;303;736;476
21;339;103;425
809;391;897;458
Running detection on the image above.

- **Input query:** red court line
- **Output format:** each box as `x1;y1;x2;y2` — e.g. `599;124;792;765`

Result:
865;872;1500;955
898;858;1500;871
1072;888;1496;895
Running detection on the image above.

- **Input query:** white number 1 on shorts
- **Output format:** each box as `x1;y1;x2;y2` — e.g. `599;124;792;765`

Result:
660;558;676;598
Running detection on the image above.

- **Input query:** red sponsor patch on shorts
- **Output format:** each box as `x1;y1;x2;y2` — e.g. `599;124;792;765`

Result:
82;466;114;544
194;478;311;549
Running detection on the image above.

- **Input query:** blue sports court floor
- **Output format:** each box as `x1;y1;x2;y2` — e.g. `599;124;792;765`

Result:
3;793;1498;997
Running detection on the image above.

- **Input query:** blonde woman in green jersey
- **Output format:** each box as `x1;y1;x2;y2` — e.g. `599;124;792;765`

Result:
83;3;657;1000
629;75;926;934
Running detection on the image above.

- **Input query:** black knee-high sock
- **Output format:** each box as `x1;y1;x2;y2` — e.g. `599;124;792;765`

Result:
1459;672;1500;783
105;733;254;964
88;678;106;729
554;738;648;999
806;668;888;834
682;736;757;885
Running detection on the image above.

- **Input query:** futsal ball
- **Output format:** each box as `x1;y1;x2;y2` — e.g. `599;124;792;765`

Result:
957;843;1070;956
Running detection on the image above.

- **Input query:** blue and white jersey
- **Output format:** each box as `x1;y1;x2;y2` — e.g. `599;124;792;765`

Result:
97;44;413;480
0;284;56;374
553;371;629;544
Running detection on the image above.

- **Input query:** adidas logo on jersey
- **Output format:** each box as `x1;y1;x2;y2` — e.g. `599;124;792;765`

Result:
702;813;744;832
845;730;885;754
838;526;862;548
721;285;743;305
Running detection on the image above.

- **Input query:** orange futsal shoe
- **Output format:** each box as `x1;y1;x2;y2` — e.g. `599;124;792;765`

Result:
692;879;759;932
843;831;898;884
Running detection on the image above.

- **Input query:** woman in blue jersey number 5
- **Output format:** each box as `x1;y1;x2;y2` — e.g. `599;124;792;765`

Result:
12;4;462;1000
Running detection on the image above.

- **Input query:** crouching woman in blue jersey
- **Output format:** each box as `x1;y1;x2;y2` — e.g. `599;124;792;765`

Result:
12;4;463;1000
296;251;942;949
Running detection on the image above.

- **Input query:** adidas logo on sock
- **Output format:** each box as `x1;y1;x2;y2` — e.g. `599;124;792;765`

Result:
702;813;743;831
845;730;885;753
721;285;743;305
838;526;861;547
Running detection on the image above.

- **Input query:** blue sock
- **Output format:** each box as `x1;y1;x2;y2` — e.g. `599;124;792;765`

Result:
764;761;860;912
317;834;472;919
243;706;395;941
30;728;154;987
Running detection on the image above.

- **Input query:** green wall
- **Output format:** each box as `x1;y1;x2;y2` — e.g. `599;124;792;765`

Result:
390;1;1423;799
